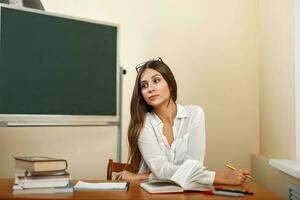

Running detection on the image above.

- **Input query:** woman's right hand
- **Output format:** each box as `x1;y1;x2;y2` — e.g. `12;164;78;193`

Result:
115;170;149;181
214;169;250;185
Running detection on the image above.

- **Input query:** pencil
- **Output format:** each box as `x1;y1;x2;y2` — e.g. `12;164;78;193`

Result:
225;164;254;180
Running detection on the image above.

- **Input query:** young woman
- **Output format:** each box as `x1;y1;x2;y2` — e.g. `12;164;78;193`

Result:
116;57;250;185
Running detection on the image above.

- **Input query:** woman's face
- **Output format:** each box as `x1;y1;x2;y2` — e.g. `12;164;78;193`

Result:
140;68;171;108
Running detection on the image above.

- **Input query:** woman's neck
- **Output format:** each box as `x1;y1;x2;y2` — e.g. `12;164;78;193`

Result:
154;100;177;125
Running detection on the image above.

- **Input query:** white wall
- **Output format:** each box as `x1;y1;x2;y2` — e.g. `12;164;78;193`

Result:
0;0;260;179
259;0;295;159
295;0;300;161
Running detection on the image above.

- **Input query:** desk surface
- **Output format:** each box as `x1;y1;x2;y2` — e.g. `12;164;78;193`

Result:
0;179;282;200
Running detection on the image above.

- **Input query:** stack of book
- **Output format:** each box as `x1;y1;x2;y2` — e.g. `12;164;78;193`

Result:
13;156;73;194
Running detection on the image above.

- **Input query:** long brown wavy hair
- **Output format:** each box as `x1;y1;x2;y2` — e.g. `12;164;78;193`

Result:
127;58;177;172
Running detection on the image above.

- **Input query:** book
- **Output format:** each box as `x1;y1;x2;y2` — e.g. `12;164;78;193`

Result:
16;174;70;189
24;170;70;177
140;160;213;194
14;156;67;172
16;171;70;180
13;180;74;194
16;178;69;189
74;181;129;191
14;169;70;188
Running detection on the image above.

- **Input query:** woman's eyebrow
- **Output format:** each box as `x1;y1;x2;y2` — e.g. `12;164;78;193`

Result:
151;74;161;78
140;74;161;83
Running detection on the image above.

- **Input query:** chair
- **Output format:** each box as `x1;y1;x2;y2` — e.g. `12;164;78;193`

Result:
106;159;132;180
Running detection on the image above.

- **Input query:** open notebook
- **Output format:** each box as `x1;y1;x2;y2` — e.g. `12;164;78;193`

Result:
140;160;213;193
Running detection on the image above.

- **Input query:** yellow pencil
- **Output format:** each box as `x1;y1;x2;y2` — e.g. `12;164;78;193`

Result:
225;164;254;180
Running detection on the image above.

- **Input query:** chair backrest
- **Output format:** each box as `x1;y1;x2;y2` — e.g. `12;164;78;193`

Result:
106;159;132;180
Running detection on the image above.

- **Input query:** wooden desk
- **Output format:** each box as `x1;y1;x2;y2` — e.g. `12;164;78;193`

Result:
0;179;282;200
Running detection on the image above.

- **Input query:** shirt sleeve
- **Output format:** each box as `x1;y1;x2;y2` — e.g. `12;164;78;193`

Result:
186;106;206;163
185;106;215;184
138;120;180;179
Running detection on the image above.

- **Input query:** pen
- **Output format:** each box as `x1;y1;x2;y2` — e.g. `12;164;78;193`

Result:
215;187;254;195
225;164;254;180
214;190;245;197
203;190;245;197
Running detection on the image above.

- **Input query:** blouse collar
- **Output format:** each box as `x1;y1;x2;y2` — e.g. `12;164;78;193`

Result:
150;103;189;127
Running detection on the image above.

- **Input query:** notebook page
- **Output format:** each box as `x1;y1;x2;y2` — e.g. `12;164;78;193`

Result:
171;160;199;188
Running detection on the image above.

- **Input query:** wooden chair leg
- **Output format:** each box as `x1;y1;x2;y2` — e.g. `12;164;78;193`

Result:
107;159;113;180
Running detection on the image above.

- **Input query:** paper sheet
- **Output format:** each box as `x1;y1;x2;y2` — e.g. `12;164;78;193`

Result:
74;181;128;190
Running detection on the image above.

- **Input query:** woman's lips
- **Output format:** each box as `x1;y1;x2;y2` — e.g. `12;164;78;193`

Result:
149;95;159;101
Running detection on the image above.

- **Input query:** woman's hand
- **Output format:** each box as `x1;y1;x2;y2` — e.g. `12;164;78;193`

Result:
214;169;251;185
115;170;149;181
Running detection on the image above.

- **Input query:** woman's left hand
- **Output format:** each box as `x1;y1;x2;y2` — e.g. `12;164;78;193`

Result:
214;169;251;185
115;170;149;181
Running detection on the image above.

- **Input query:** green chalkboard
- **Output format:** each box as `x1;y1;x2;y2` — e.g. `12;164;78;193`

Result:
0;6;118;116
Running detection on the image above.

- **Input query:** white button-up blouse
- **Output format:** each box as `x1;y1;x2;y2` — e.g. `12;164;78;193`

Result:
138;104;215;185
